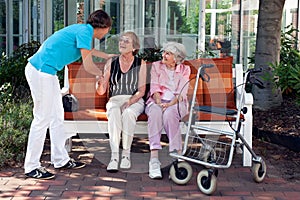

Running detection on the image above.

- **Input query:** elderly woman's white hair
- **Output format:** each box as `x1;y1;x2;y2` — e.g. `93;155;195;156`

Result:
162;42;187;64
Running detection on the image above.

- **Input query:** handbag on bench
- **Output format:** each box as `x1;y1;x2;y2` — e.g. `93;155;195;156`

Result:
62;94;79;112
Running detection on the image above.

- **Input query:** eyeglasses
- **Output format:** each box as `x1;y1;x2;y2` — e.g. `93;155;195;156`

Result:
119;37;132;44
163;51;173;56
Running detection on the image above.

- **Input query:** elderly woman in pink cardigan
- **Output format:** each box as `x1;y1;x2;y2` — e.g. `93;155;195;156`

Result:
145;42;191;179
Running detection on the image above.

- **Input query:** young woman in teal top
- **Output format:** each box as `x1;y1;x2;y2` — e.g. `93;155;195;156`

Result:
24;10;114;180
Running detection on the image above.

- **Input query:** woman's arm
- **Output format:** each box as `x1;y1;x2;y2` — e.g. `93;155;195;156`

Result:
81;48;103;76
160;95;178;110
149;62;163;104
81;48;116;76
161;65;191;110
91;48;117;60
96;59;111;95
153;92;161;104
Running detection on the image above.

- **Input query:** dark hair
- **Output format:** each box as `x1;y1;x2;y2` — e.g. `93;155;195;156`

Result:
86;10;112;28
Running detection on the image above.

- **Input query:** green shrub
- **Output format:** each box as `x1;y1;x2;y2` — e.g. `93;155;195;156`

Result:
0;83;32;167
138;46;162;62
271;25;300;99
0;41;41;93
249;25;300;102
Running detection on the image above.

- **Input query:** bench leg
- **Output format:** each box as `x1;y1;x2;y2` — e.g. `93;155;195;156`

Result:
65;137;72;152
242;105;253;167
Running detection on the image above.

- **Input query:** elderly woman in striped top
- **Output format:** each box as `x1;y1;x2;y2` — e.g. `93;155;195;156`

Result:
96;31;147;172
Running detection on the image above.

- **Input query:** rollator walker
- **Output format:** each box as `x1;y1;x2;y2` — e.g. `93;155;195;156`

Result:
169;64;267;195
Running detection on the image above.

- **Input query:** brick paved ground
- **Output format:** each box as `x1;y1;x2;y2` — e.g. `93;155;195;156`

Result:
0;134;299;200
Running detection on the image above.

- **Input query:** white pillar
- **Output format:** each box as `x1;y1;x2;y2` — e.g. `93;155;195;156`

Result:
40;0;53;41
159;0;168;46
198;0;206;55
64;0;77;26
23;0;30;44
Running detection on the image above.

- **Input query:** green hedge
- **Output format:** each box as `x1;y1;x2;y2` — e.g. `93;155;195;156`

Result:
0;83;32;167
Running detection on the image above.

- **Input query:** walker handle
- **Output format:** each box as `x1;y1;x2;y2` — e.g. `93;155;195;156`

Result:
247;67;265;89
249;67;263;74
199;64;214;82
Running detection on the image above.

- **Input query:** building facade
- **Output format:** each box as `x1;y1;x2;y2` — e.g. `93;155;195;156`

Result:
0;0;299;67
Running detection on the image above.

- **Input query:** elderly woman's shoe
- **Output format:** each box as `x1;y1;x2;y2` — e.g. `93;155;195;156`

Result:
107;158;119;173
149;158;162;179
120;155;131;169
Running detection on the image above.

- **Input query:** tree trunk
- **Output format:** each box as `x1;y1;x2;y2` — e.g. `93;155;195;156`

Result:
253;0;285;110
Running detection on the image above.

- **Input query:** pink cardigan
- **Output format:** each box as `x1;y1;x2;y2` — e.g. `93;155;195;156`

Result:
146;60;191;105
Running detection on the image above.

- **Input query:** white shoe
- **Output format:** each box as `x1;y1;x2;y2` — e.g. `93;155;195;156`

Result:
235;144;243;154
107;158;119;172
120;155;131;169
149;158;162;179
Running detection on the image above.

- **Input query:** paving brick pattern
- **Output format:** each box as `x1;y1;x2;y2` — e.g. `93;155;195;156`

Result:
0;136;299;200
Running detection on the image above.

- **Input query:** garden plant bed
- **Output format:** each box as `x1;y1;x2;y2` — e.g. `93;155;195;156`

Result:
253;94;300;151
253;94;300;182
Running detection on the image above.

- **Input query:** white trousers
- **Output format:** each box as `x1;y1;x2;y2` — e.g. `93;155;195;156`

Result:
24;63;70;173
106;95;144;154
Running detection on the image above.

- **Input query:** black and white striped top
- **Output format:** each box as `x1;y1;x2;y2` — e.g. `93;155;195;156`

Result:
109;56;142;97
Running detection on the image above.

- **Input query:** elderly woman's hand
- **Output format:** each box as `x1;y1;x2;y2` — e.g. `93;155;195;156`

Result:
159;102;170;111
121;98;133;112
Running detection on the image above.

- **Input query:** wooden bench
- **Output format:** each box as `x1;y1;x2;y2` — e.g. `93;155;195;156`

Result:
61;57;254;167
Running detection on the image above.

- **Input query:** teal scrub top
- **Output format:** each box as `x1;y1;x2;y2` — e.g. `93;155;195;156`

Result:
29;24;94;75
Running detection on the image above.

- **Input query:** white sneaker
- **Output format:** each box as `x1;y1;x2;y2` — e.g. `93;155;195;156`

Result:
149;158;162;179
235;144;243;154
107;158;119;172
120;155;131;169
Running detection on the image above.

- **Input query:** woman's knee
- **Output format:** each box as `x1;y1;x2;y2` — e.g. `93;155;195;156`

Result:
163;109;180;122
107;106;121;118
146;104;162;118
122;108;138;120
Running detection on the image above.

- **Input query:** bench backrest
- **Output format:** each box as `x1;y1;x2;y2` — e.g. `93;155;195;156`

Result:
184;57;235;109
64;57;235;112
66;62;107;110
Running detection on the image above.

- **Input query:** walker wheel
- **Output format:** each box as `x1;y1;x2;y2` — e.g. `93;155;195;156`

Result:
252;160;267;183
197;169;217;195
169;161;193;185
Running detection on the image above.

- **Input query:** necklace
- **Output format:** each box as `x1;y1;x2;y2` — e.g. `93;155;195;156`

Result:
120;55;134;73
120;55;134;64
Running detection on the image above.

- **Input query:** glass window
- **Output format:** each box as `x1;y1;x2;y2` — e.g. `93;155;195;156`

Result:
1;0;26;55
166;0;198;59
31;0;40;41
0;0;6;55
144;0;157;49
103;0;120;35
204;0;232;58
77;0;84;24
53;0;64;32
283;0;299;51
0;0;299;60
12;0;24;51
241;0;259;67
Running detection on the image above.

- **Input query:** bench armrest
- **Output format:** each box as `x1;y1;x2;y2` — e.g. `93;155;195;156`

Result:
244;92;253;105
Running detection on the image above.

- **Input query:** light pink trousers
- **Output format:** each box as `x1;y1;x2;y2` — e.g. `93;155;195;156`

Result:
106;95;145;153
24;63;70;173
145;101;187;152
